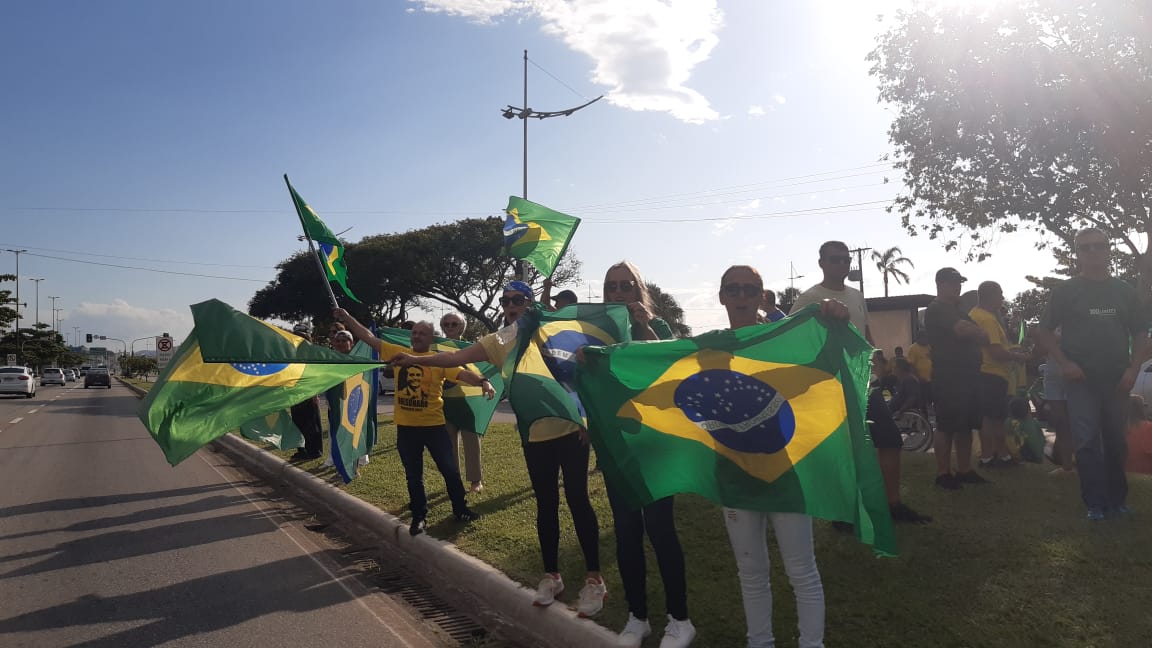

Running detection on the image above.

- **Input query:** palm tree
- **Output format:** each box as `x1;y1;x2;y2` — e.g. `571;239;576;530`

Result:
871;246;915;297
646;282;691;337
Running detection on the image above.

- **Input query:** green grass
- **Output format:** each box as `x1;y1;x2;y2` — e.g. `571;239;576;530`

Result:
259;419;1152;648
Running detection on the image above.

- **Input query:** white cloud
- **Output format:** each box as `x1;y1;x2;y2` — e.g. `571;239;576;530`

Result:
773;93;787;105
748;105;765;117
72;300;192;350
412;0;723;123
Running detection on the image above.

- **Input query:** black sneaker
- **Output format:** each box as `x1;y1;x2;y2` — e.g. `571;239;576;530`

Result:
831;521;854;534
957;470;991;484
454;508;481;523
409;518;426;536
890;502;933;524
934;474;961;490
289;450;310;462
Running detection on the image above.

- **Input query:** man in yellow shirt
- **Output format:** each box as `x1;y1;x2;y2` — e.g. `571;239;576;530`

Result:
969;281;1028;468
905;331;933;411
334;310;494;536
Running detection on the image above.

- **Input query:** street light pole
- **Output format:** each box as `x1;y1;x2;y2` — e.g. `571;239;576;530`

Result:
72;326;80;347
29;278;43;329
5;249;27;339
48;296;60;331
130;335;153;357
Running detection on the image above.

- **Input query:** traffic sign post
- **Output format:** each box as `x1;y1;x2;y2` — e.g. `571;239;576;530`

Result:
156;335;175;369
5;354;15;366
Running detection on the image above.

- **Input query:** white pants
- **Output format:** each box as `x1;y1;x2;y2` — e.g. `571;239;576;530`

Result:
723;508;825;648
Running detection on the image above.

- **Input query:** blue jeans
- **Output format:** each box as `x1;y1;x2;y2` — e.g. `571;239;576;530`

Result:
1064;379;1128;510
396;424;469;519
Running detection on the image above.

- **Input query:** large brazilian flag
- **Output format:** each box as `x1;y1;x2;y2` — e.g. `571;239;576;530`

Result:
377;327;505;435
239;410;304;450
505;303;632;443
575;305;896;556
326;340;377;483
139;300;380;466
502;196;580;278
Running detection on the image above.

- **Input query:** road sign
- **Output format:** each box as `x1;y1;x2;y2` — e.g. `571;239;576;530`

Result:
5;354;15;366
156;336;175;369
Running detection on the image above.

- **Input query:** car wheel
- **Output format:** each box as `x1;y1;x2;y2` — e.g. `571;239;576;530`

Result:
85;385;89;389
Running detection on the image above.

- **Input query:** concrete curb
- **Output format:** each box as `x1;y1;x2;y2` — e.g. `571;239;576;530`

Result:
124;378;618;648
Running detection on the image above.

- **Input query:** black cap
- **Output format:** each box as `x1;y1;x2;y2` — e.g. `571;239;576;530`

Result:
935;267;967;283
552;289;578;304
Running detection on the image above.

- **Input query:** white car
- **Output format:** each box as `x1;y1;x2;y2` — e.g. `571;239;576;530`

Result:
0;366;37;398
42;368;67;386
66;369;77;382
1131;359;1152;417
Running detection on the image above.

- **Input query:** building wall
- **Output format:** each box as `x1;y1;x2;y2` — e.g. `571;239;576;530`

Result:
870;310;915;356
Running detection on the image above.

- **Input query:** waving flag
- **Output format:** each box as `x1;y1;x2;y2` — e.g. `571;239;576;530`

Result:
239;410;304;450
575;306;896;556
285;175;361;302
139;300;380;466
504;303;631;442
377;327;504;435
326;340;377;483
503;196;580;278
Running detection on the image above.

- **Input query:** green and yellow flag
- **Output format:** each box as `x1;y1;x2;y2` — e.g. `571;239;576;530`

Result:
325;340;377;483
575;305;896;556
377;327;505;435
139;300;379;466
285;175;360;302
504;303;631;442
503;196;580;278
239;410;304;450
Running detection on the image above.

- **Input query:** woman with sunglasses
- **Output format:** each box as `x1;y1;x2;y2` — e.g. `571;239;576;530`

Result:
719;264;847;648
601;261;696;648
439;312;485;494
389;280;608;618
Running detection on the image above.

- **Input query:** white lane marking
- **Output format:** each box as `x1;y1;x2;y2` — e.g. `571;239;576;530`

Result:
27;409;39;414
9;418;23;424
198;455;421;648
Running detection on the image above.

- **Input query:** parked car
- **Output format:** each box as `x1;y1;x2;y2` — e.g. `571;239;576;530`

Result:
0;366;37;398
378;365;395;395
66;369;77;382
41;368;67;386
84;367;112;389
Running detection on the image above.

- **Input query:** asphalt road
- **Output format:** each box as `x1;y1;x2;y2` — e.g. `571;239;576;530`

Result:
0;382;452;648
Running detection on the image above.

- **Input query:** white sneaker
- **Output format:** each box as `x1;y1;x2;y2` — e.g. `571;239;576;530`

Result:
618;613;651;647
532;574;564;607
576;578;607;618
357;454;370;466
659;615;696;648
321;455;334;468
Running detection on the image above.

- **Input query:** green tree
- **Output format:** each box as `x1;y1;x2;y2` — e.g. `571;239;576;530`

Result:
250;217;581;333
646;282;691;338
871;246;915;297
869;0;1152;294
120;355;158;378
779;286;801;314
0;273;17;333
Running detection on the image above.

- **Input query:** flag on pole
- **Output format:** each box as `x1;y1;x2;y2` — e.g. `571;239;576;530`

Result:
575;305;896;556
286;178;361;302
503;196;580;278
138;300;380;466
325;340;377;483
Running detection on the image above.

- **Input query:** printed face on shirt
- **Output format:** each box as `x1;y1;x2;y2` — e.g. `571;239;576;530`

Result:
403;365;424;392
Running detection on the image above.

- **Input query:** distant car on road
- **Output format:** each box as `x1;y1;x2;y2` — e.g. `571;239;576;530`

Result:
0;366;37;398
66;369;77;382
42;368;67;386
84;367;112;389
378;365;395;395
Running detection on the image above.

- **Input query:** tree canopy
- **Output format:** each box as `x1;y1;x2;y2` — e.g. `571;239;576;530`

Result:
869;0;1152;290
646;282;691;338
249;216;581;332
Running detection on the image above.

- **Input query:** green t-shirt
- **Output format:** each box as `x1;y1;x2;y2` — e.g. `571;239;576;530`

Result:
1039;276;1146;383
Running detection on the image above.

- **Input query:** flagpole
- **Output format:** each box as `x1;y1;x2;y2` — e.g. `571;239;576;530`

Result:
284;174;339;310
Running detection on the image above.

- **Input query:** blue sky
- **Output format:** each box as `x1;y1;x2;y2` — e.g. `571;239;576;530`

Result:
1;0;1053;349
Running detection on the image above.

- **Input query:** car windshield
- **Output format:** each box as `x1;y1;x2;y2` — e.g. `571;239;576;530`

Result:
0;368;27;374
90;369;108;374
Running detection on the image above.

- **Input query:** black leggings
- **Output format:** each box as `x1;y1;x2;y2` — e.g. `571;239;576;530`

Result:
523;433;600;574
606;486;689;620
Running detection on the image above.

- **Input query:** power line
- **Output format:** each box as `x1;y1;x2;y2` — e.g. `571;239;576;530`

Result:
527;56;591;101
20;252;272;282
0;243;274;269
582;200;890;224
588;180;889;214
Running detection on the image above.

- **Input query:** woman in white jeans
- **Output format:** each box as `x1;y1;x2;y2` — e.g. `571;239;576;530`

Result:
719;264;840;648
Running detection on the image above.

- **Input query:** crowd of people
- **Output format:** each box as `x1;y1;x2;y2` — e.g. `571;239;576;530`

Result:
283;227;1148;648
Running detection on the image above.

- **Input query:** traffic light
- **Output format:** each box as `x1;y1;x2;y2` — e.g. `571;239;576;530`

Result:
86;334;93;343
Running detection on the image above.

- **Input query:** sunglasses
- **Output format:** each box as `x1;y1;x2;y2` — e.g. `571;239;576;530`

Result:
499;295;528;307
1077;242;1109;252
722;283;763;298
604;280;637;293
823;255;852;264
441;321;463;327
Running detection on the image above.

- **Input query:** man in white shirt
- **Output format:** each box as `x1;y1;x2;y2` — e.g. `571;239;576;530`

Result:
792;240;930;524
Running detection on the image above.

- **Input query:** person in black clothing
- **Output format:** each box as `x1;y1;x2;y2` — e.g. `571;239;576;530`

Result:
924;268;990;489
288;324;324;461
888;358;922;418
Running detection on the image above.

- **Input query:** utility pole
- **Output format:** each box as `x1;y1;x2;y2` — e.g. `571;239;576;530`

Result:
48;296;60;331
72;326;80;347
29;278;43;329
788;262;805;293
849;247;871;297
5;249;27;335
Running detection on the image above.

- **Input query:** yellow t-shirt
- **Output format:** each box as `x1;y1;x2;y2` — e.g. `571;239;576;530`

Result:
379;341;461;427
906;342;933;381
968;306;1010;380
479;323;581;443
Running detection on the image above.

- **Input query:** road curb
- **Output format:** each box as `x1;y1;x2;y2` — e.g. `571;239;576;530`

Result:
211;433;619;648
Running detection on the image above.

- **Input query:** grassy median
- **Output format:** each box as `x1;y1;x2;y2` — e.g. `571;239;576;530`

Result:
261;418;1152;648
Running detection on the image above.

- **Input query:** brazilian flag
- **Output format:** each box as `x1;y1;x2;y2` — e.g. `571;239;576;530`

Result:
376;327;504;435
505;303;631;443
139;300;380;466
326;340;377;483
503;196;580;278
575;305;896;556
285;175;360;302
239;410;304;450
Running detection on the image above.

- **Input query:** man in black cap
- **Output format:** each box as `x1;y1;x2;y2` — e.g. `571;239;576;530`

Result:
924;267;990;489
551;289;578;309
